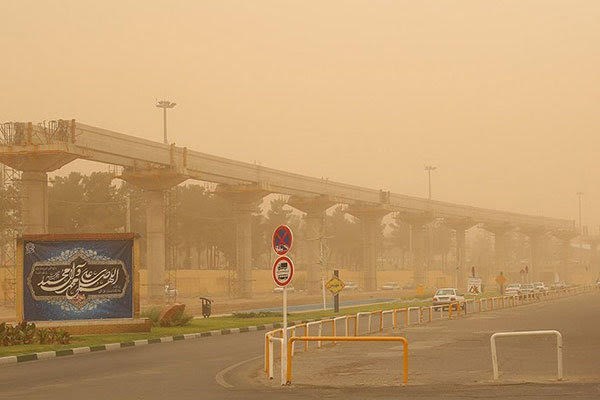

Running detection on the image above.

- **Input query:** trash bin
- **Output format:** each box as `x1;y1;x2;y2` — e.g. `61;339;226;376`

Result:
199;297;213;318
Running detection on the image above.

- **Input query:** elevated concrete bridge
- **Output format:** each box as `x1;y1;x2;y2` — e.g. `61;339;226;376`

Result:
0;120;576;298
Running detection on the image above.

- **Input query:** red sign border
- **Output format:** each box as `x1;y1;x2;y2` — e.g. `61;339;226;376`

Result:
272;225;293;256
272;256;294;287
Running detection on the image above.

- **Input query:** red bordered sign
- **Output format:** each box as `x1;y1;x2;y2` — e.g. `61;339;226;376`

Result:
272;256;294;287
272;225;293;256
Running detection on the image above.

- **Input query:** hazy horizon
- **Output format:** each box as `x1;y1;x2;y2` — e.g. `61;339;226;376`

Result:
2;0;599;228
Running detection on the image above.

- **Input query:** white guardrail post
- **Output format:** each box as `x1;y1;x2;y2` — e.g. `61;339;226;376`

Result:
490;330;563;381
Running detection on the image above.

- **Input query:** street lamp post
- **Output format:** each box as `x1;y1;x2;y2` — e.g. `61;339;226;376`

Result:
156;100;177;144
576;192;584;235
424;165;437;200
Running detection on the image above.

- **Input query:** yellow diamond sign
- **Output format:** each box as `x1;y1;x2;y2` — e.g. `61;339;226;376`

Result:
325;276;345;295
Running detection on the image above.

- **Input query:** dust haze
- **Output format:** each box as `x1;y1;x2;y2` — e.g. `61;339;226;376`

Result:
1;0;599;226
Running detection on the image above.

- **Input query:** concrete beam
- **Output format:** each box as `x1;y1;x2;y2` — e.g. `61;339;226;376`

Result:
120;167;187;301
21;171;48;234
288;195;337;294
445;218;477;289
397;212;434;286
217;184;270;298
346;204;391;291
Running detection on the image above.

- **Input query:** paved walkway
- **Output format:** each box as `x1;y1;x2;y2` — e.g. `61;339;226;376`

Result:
242;291;600;398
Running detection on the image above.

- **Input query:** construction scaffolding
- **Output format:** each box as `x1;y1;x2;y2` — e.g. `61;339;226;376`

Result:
0;163;21;305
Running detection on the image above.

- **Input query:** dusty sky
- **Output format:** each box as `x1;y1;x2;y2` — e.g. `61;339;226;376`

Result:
1;1;599;229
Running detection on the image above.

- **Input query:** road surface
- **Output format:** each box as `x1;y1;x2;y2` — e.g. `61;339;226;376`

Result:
0;292;598;399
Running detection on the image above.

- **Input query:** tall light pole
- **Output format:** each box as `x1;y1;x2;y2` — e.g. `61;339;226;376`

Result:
156;100;177;144
577;192;584;235
424;165;437;200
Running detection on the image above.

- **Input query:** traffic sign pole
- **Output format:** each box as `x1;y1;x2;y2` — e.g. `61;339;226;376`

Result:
281;285;287;385
333;270;340;313
272;225;293;386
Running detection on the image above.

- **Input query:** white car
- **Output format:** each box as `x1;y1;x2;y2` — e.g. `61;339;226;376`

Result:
381;282;401;290
505;283;521;296
532;282;548;293
520;283;536;295
344;281;359;291
432;288;465;308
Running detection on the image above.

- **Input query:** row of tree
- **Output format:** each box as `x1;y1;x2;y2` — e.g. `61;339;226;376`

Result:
0;171;495;271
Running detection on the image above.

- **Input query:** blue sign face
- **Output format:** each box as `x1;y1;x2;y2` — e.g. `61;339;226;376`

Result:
23;239;133;321
272;225;293;255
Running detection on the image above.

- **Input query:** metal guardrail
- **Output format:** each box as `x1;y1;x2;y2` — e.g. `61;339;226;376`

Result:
264;284;595;385
491;330;563;381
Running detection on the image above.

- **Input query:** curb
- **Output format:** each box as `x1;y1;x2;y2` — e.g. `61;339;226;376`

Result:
0;319;317;366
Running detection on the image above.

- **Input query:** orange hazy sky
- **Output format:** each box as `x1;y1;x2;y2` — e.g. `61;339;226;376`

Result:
1;1;599;228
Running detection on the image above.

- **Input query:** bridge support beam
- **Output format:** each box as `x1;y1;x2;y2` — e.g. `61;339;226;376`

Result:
483;224;513;279
445;218;476;289
120;167;186;301
347;204;390;291
398;212;433;287
217;184;269;298
520;227;548;281
288;196;336;294
21;171;49;234
551;229;577;283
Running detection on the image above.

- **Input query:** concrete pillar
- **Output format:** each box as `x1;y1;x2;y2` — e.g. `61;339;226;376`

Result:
346;205;389;291
304;213;324;294
360;215;380;291
445;218;474;289
120;167;186;302
482;224;513;279
410;222;427;285
551;230;577;283
21;171;48;234
216;184;268;298
288;195;334;294
398;212;432;286
521;229;546;281
232;201;254;298
144;190;167;301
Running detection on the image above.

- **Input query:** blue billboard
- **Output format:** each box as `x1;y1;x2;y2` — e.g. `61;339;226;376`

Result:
22;236;134;321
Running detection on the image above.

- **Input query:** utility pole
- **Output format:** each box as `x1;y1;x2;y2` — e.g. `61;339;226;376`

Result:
424;165;437;200
576;192;584;235
156;100;177;144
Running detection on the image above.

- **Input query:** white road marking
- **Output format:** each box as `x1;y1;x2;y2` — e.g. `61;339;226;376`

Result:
214;355;263;389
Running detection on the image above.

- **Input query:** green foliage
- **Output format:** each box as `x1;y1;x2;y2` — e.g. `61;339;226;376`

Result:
140;307;162;325
0;322;70;346
141;306;193;327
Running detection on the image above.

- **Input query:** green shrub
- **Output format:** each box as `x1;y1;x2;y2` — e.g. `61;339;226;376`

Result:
141;307;162;325
0;322;70;346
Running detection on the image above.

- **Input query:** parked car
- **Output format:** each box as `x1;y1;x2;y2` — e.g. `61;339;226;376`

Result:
520;283;536;295
432;288;465;309
344;281;359;291
505;283;521;296
533;282;548;293
551;281;567;290
381;282;401;290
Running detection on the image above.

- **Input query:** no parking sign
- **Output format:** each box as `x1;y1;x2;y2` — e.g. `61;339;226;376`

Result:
272;225;293;255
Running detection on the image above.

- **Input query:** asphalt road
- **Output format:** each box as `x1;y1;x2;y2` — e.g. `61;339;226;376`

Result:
0;292;598;400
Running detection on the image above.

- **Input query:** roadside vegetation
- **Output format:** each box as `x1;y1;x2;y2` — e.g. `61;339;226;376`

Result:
0;291;506;358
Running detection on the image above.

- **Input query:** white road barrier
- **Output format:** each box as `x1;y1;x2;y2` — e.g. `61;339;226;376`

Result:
490;330;563;381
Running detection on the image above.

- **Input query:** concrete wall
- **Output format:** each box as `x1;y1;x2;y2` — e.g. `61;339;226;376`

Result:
138;269;455;298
